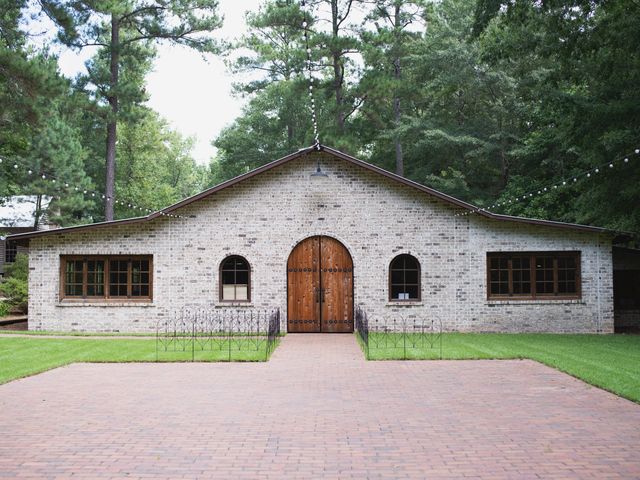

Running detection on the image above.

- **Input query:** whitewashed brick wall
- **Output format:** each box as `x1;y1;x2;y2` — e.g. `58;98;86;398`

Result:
27;152;614;333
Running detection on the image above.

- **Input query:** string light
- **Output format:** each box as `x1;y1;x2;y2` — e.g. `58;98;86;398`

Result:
455;147;639;217
301;0;320;149
0;157;188;219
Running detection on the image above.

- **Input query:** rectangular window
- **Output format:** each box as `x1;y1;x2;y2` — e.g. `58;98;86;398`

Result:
487;252;580;300
60;256;152;301
5;240;17;264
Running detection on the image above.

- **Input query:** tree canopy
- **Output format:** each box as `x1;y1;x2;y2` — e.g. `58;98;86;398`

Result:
214;0;640;235
1;0;638;237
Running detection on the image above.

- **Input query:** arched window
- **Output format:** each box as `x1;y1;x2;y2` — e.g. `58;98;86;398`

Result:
220;256;250;302
389;254;421;301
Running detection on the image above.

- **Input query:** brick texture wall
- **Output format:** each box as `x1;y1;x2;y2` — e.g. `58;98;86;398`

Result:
27;152;614;333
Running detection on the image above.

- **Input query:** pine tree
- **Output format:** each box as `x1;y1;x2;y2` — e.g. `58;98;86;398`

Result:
39;0;223;220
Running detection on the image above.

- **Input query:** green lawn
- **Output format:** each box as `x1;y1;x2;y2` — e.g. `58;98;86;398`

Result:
0;337;277;385
359;333;640;403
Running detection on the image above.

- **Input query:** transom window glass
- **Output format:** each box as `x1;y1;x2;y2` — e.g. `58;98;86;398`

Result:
389;254;421;301
487;252;580;299
220;256;250;301
61;256;152;301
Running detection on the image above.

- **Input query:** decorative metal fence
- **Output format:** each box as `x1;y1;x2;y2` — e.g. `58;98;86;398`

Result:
355;307;443;360
156;307;281;362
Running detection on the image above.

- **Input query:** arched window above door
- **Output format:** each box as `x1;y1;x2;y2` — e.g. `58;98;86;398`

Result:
389;254;421;301
220;256;250;302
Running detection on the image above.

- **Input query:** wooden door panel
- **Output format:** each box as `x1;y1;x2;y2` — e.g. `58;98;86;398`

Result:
287;237;320;332
320;237;353;333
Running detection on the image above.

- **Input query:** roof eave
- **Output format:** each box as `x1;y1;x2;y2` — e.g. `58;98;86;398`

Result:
6;214;151;242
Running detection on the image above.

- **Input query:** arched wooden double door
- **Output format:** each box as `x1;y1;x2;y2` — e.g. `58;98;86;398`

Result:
287;236;353;333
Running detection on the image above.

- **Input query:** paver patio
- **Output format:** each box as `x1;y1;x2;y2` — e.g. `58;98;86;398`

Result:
0;334;639;479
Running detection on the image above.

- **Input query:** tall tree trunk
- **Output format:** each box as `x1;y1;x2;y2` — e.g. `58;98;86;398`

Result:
285;71;294;148
331;0;345;135
393;3;404;176
287;123;294;147
34;194;42;230
393;94;403;176
105;14;119;221
498;116;509;188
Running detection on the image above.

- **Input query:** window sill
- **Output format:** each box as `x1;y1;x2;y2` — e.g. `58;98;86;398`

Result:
486;299;584;306
386;301;424;307
57;301;154;307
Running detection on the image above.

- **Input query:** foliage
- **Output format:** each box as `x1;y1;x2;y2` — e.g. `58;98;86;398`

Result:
0;2;93;223
1;7;208;226
0;253;28;312
114;108;209;213
4;252;27;281
0;301;10;317
31;0;223;220
210;0;312;181
214;0;640;235
475;0;640;232
1;0;639;234
0;277;28;312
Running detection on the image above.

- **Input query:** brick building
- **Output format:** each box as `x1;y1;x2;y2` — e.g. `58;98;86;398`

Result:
9;146;620;333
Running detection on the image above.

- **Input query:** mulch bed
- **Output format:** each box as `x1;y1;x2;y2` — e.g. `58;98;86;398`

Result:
0;316;28;331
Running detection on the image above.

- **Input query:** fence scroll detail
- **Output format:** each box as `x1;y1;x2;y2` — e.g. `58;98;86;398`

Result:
156;307;280;362
355;307;442;360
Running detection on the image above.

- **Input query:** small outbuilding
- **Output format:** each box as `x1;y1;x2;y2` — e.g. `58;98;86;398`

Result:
9;146;623;333
0;195;54;278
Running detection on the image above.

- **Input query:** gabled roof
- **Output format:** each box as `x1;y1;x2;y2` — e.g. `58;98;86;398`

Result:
8;144;616;243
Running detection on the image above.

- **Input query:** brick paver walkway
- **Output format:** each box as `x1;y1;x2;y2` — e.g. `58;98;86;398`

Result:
1;334;639;479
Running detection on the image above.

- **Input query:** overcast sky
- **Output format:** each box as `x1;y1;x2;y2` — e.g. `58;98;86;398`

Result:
52;0;263;165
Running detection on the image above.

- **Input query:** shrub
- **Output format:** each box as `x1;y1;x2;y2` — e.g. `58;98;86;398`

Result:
0;301;10;317
0;253;28;313
4;252;28;281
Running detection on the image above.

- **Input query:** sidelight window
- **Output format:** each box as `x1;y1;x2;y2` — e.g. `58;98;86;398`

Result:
389;254;421;301
220;255;250;302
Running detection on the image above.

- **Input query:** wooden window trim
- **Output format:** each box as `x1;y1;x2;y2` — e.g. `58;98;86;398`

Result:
59;255;153;303
486;251;581;301
219;255;251;303
388;254;422;302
